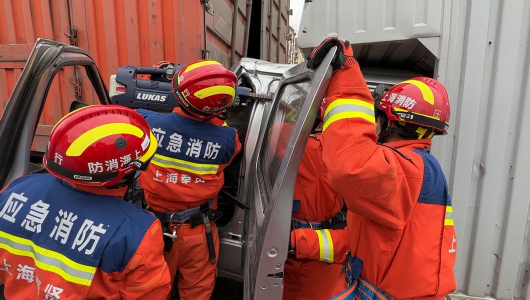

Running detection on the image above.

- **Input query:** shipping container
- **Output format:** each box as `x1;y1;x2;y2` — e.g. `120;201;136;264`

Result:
298;0;530;299
0;0;290;151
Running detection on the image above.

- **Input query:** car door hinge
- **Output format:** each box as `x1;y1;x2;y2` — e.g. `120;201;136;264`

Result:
201;0;215;15
202;49;210;60
63;27;78;46
68;73;82;101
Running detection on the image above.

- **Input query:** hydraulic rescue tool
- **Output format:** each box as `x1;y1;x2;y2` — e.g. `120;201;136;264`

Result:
109;62;272;113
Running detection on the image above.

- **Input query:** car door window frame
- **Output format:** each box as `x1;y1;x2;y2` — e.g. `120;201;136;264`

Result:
246;47;337;300
0;40;109;188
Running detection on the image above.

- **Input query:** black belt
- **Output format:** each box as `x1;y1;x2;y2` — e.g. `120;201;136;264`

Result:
291;205;347;230
151;201;222;263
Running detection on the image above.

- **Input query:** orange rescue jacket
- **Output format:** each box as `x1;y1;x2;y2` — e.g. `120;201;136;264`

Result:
315;62;457;299
291;133;344;225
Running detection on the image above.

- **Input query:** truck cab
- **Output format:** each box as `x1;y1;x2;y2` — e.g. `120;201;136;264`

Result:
0;38;419;299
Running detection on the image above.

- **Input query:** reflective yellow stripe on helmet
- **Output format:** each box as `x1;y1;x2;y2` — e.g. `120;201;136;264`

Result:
138;131;158;163
194;85;235;100
400;79;435;105
315;229;334;263
0;231;96;286
66;123;144;157
184;60;222;73
323;99;375;132
393;107;441;121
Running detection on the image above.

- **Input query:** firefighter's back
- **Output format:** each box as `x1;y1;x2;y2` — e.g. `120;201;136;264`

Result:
0;173;170;300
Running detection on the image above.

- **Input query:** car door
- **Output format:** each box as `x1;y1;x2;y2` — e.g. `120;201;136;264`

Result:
216;58;295;281
242;47;337;300
0;38;109;189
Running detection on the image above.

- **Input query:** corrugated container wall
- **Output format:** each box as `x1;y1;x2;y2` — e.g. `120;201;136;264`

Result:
298;0;530;299
0;0;289;151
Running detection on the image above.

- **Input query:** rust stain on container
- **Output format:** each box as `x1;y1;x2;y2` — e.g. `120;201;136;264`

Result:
0;0;289;152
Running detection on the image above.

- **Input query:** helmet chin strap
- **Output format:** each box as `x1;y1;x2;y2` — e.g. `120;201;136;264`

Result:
376;112;389;143
101;172;137;202
377;119;434;143
120;172;138;201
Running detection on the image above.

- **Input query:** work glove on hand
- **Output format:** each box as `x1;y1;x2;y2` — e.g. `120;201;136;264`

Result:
306;36;355;71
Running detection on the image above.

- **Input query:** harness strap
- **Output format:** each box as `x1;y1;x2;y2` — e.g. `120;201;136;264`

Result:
164;199;214;223
328;255;393;300
291;217;327;229
150;199;218;253
153;211;174;253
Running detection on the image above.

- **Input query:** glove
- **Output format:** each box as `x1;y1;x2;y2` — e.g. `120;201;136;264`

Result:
306;37;355;71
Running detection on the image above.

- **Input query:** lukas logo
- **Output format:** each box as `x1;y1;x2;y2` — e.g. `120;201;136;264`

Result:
135;92;167;102
73;174;92;181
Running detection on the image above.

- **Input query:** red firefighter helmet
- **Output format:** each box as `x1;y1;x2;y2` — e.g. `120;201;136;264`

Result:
43;105;157;187
172;60;238;120
377;77;450;140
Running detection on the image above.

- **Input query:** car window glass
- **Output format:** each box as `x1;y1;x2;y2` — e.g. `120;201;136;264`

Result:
259;80;310;206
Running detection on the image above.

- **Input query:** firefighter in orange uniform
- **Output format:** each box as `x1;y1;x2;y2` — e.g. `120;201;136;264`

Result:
290;37;457;300
283;114;347;300
137;60;242;300
0;105;171;299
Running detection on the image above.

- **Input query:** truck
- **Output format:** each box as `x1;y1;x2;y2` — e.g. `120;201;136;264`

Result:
0;0;291;153
297;1;530;299
4;0;525;299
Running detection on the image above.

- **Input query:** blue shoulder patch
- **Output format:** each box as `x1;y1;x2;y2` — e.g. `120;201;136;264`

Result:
99;201;156;273
413;150;452;206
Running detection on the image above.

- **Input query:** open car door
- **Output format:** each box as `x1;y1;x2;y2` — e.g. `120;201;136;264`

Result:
242;47;337;299
215;59;295;281
0;38;109;189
